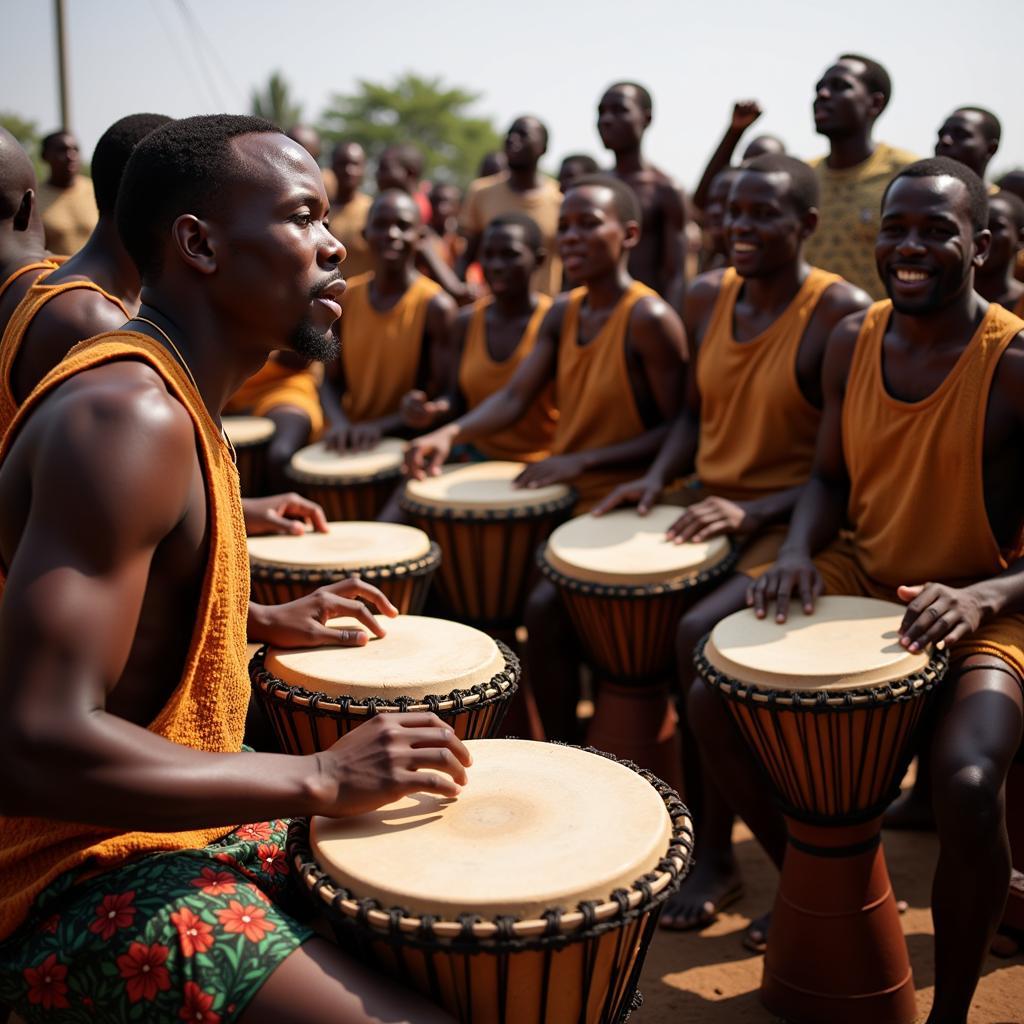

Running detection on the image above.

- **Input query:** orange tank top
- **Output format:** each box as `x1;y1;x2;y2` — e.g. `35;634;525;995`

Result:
458;295;557;462
0;331;250;939
552;281;655;511
695;266;842;501
843;301;1024;587
0;278;130;436
0;258;62;304
340;271;441;422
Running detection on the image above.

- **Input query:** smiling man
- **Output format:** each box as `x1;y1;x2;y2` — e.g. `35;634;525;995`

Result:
803;54;917;298
0;114;464;1024
703;157;1024;1024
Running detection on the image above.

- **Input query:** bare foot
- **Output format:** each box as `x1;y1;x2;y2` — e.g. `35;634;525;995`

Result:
659;858;743;931
742;910;771;954
883;787;935;831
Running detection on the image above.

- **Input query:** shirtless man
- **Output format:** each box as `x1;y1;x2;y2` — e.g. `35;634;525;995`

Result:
595;155;870;931
934;107;1001;182
0;113;462;1024
598;82;687;301
976;191;1024;314
717;159;1022;1024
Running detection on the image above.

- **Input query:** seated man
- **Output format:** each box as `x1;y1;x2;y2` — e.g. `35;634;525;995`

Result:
595;154;870;932
713;158;1022;1024
407;175;687;737
320;190;455;451
0;114;465;1024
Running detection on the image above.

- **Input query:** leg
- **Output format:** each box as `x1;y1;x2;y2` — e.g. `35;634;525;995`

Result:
662;574;751;929
927;655;1023;1024
884;709;937;830
239;937;453;1024
266;408;313;494
525;578;581;742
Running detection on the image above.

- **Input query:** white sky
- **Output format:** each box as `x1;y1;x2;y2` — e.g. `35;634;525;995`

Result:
2;0;1021;189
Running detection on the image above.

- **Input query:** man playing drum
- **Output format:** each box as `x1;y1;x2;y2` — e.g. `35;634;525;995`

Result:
0;114;466;1024
595;153;871;932
717;158;1023;1024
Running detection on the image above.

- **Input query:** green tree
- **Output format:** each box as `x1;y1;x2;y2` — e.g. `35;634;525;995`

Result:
0;112;45;180
250;71;302;129
319;73;502;188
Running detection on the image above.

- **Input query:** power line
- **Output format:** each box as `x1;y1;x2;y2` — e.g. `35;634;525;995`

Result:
147;0;216;110
171;0;245;110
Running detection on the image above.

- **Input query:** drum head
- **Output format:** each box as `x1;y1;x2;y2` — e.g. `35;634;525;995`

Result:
265;615;504;698
223;415;275;447
545;506;730;585
404;461;571;511
289;438;406;479
248;522;431;570
704;596;930;691
311;739;672;918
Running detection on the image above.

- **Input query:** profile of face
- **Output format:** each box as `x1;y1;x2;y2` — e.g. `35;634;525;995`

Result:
363;190;421;267
726;170;814;278
557;184;636;284
43;133;80;183
504;118;546;171
705;170;739;255
875;175;989;315
812;60;881;139
480;223;538;297
207;133;345;361
331;142;366;196
984;195;1021;276
934;111;996;177
597;87;649;152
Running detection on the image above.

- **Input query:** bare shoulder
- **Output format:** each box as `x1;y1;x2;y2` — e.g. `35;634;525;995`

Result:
822;308;870;379
683;268;727;324
992;331;1024;408
427;289;458;317
815;279;873;328
630;292;686;356
30;285;127;341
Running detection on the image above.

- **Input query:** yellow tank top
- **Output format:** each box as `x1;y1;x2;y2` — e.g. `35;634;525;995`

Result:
458;295;557;462
0;331;250;940
695;266;841;501
340;271;441;423
843;301;1024;587
552;281;654;511
0;278;130;438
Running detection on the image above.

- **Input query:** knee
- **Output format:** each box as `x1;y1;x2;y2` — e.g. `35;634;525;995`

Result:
686;673;727;731
675;606;718;668
933;756;1004;839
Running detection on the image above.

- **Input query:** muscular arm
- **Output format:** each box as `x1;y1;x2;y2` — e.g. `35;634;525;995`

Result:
416;235;471;303
691;102;764;213
659;183;688;302
11;288;128;405
422;291;459;397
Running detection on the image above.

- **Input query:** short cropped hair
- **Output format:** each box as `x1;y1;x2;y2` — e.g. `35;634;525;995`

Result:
740;154;820;215
606;82;653;116
955;106;1002;143
91;113;172;215
368;187;421;222
569;173;642;226
838;53;892;110
485;212;543;252
560;153;600;174
991;189;1024;233
40;131;70;154
116;113;280;278
884;156;989;232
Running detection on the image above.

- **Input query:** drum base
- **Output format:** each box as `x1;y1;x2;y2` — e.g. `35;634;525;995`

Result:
586;679;684;795
761;817;916;1024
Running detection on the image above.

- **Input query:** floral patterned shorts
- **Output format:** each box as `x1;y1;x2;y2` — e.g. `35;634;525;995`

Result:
0;820;313;1023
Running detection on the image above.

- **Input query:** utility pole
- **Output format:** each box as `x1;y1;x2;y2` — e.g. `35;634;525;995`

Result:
54;0;71;130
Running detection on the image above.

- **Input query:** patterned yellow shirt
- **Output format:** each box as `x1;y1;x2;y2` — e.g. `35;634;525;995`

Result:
804;142;918;299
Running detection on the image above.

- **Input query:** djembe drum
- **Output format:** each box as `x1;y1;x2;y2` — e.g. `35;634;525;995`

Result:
248;521;440;614
223;414;275;496
251;615;518;754
288;739;694;1023
286;438;406;521
696;596;947;1024
538;506;736;785
400;462;576;631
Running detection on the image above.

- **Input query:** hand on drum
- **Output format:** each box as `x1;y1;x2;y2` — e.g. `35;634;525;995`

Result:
896;582;985;652
514;453;585;488
403;424;457;479
314;712;473;817
250;579;399;648
400;389;451;431
747;551;823;622
323;419;382;453
665;496;758;544
591;475;663;516
242;493;329;536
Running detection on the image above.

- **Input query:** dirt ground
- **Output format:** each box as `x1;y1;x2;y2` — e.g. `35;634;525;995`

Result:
637;820;1024;1023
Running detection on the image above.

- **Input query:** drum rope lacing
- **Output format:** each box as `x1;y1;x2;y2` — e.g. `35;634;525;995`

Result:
400;489;578;523
250;542;441;586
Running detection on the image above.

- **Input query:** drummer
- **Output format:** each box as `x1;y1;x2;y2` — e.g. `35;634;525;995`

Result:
0;114;465;1023
724;158;1022;1024
319;189;456;452
594;154;871;931
399;212;558;464
406;174;687;737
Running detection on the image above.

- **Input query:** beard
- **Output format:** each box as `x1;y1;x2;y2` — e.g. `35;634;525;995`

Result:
287;317;339;363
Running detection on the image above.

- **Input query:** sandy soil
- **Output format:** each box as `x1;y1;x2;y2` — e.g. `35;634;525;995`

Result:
638;821;1024;1023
